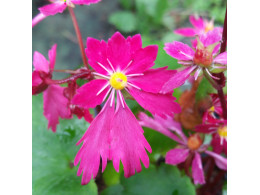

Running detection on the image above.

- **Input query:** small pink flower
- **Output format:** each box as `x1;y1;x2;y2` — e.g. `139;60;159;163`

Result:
32;0;101;27
202;94;226;124
139;112;227;185
32;45;92;132
161;29;227;93
72;32;181;184
174;15;223;37
195;94;227;155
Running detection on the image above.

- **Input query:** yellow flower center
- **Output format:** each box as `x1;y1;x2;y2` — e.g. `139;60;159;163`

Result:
110;72;127;90
218;126;227;138
209;106;215;112
204;21;214;33
187;134;202;151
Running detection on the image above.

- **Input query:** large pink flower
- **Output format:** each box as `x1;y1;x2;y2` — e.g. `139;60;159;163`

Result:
174;15;223;37
162;29;227;93
72;32;181;184
32;45;92;132
139;112;227;185
32;0;101;27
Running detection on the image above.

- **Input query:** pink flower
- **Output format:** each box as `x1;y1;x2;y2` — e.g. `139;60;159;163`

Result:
195;94;227;155
72;32;181;184
32;0;101;27
174;15;223;37
32;45;92;132
202;94;226;124
161;29;227;93
139;112;227;185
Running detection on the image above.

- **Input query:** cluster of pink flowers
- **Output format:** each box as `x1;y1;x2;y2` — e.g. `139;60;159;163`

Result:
139;111;227;185
32;2;227;187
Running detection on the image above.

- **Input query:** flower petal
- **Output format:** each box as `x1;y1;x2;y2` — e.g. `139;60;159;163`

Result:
86;37;113;75
33;51;49;73
192;152;205;185
128;67;177;93
211;133;227;155
194;123;218;134
200;28;222;48
43;85;71;132
127;34;142;54
128;87;181;118
205;150;227;170
214;51;227;65
110;91;152;177
124;45;158;74
160;66;197;94
139;112;184;144
164;41;195;61
189;15;205;30
32;13;47;28
48;44;57;71
165;148;189;165
71;0;101;5
174;27;196;37
39;2;67;16
32;71;42;87
72;79;110;108
107;32;131;71
74;97;114;185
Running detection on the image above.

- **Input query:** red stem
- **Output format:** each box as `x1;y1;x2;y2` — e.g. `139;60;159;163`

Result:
217;8;227;119
68;7;89;69
44;72;91;85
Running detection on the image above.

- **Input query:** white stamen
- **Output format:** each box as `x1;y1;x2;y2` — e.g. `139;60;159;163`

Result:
212;65;227;69
220;137;224;145
179;50;193;59
127;82;141;90
110;89;115;107
92;72;110;80
126;73;144;77
122;60;133;73
107;58;116;72
96;83;110;96
118;91;125;108
205;68;220;80
102;87;112;102
96;61;112;74
194;67;202;80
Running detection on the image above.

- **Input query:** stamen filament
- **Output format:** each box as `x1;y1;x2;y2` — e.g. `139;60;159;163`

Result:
110;89;115;107
118;91;125;108
92;72;110;80
179;50;193;59
194;67;202;80
205;68;220;80
107;58;116;73
96;82;110;96
96;61;112;74
122;60;133;73
127;82;141;90
102;87;112;102
126;73;144;77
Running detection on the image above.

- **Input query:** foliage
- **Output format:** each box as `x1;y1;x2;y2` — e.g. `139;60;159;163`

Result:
32;95;98;195
101;164;196;195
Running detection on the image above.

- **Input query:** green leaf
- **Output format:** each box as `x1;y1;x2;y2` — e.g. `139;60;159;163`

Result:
32;95;98;195
101;165;196;195
109;11;137;33
142;38;181;70
195;77;216;101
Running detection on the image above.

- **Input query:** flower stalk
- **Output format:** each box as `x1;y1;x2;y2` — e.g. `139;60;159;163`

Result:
68;7;89;69
44;71;91;85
